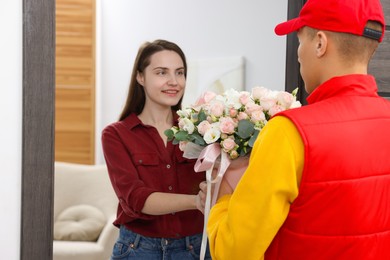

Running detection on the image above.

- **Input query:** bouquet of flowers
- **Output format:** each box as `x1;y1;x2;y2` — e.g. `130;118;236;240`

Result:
165;86;301;159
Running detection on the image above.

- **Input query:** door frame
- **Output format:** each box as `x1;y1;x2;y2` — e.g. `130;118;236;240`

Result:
285;0;307;104
21;0;55;259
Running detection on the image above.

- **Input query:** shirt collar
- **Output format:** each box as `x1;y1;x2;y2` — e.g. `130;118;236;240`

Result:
307;74;379;104
123;113;142;130
122;111;179;130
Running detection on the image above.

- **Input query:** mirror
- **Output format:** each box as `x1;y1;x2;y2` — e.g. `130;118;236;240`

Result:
23;1;304;259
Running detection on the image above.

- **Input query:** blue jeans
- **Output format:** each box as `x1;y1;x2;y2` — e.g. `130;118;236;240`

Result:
111;225;211;260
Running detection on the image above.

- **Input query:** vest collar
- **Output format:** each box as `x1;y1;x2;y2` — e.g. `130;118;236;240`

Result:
307;74;378;104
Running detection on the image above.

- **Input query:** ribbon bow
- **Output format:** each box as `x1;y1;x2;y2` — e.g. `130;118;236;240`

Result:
193;143;231;260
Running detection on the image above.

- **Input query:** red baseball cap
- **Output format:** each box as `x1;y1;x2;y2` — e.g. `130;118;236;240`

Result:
275;0;385;42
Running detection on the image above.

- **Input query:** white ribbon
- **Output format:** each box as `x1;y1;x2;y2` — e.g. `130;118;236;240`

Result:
193;144;231;260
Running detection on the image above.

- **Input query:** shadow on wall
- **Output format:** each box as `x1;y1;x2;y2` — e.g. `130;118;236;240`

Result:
183;56;245;106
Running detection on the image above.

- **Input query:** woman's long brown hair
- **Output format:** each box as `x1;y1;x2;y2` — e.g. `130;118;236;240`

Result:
118;39;187;121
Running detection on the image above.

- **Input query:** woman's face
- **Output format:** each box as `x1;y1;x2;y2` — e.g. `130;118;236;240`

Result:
137;50;185;110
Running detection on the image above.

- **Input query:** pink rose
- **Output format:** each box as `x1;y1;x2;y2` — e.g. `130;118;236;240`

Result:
197;121;212;136
222;138;236;152
229;150;239;159
260;97;276;111
193;91;217;107
277;92;294;108
219;117;236;134
229;108;238;117
245;102;262;116
220;133;228;140
237;112;249;120
251;110;266;122
239;91;251;105
268;104;284;117
209;101;225;117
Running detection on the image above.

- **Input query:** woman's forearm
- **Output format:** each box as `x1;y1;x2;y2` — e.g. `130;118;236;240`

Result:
141;192;199;215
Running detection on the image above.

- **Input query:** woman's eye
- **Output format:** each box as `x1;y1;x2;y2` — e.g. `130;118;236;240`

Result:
176;70;185;76
157;70;166;75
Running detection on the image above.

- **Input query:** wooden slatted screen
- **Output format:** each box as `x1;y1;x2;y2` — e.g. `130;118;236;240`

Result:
368;0;390;96
55;0;95;164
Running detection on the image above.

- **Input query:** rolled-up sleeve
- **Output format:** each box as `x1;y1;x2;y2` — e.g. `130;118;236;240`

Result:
102;125;156;220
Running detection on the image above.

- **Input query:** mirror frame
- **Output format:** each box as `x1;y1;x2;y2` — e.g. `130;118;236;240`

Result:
19;0;304;259
21;0;55;259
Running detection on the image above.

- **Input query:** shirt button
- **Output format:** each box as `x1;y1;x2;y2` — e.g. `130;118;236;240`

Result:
139;159;143;164
166;164;171;169
168;186;173;191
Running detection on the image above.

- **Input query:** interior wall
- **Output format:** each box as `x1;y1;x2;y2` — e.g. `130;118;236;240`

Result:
95;0;288;163
0;1;22;259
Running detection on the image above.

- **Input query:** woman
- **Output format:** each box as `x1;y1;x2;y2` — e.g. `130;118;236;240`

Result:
102;39;210;260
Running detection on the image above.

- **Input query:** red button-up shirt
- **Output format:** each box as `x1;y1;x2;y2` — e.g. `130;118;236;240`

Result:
102;113;205;238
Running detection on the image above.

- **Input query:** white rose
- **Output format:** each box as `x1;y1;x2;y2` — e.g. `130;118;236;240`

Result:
177;108;192;118
290;100;302;108
178;118;195;134
251;86;270;100
277;91;294;108
260;97;277;111
203;128;221;144
224;88;242;109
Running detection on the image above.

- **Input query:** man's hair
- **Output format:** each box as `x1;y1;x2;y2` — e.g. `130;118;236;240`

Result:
306;21;382;65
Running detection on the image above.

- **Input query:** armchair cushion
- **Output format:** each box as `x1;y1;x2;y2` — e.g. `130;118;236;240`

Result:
53;162;119;260
54;204;106;242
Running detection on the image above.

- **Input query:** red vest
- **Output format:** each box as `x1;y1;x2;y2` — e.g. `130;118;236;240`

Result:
266;75;390;260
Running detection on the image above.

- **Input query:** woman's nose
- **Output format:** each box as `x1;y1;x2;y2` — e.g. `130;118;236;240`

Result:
167;73;178;85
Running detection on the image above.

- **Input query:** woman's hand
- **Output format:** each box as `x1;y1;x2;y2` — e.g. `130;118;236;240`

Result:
197;181;208;214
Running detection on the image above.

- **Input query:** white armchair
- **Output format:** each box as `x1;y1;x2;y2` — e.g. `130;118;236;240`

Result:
53;162;119;260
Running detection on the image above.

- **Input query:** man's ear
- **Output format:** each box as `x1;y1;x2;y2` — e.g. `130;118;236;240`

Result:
136;71;144;86
315;31;328;58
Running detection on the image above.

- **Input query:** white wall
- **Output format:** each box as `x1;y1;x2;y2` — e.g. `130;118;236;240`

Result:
96;0;288;163
0;1;22;259
0;1;289;255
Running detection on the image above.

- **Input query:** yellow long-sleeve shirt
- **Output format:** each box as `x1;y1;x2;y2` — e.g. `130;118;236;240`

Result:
207;116;304;260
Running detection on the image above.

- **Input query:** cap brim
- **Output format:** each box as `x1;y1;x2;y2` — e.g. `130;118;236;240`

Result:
274;18;303;36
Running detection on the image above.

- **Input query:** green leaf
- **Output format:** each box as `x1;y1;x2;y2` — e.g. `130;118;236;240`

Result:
164;129;175;141
191;133;206;146
237;119;255;139
248;130;260;147
172;139;180;145
234;136;243;147
174;130;189;141
292;87;299;97
191;113;199;124
198;109;207;123
240;147;252;156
